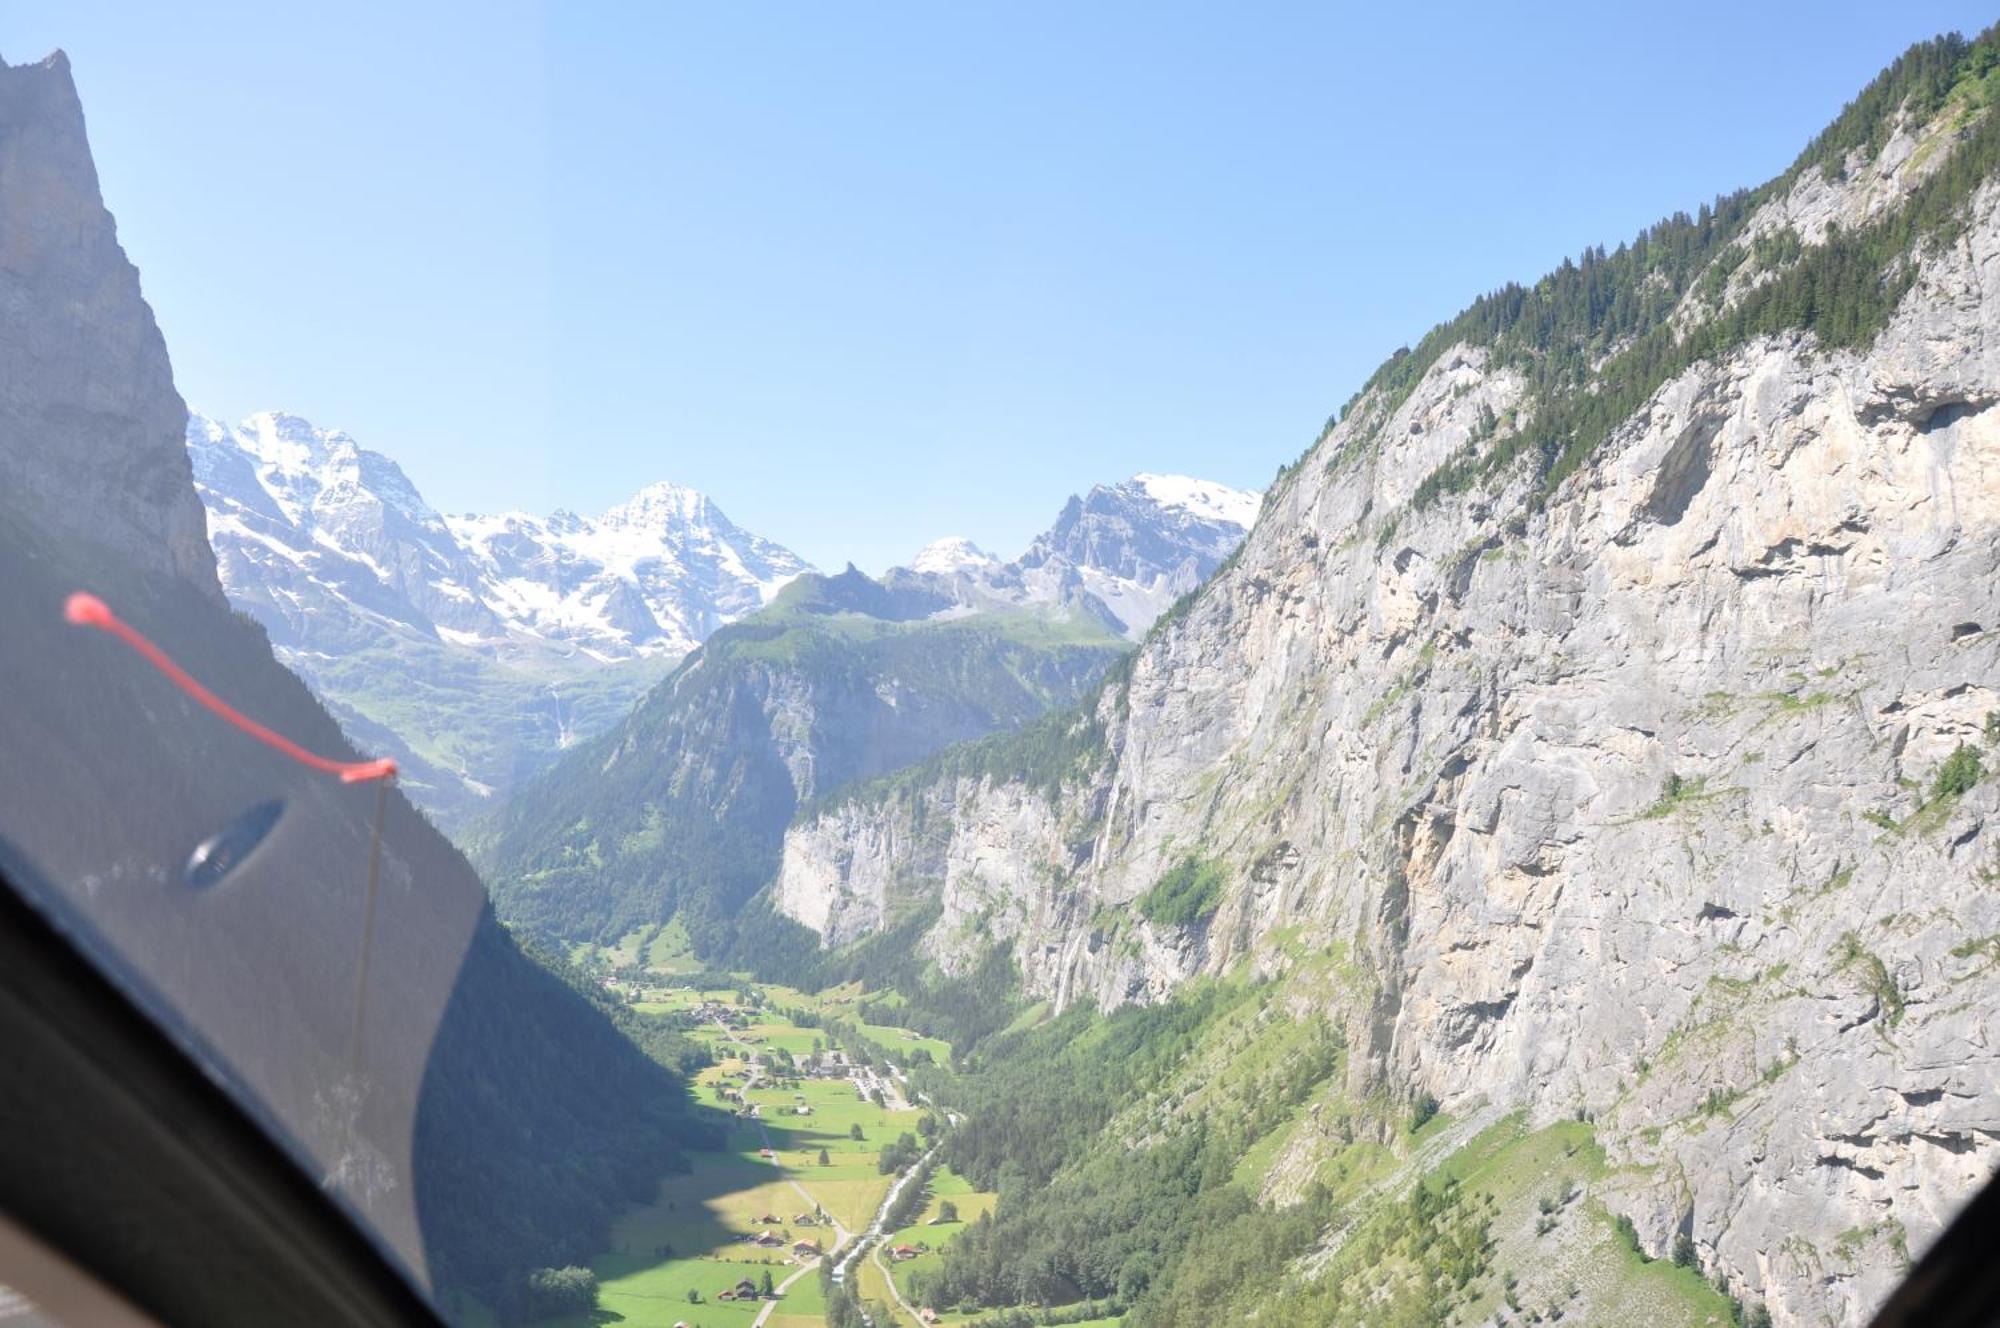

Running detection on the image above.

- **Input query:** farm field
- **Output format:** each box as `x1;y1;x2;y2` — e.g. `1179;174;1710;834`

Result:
527;979;948;1328
871;1165;1001;1326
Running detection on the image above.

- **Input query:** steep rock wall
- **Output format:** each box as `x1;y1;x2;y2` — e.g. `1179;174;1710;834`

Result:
776;168;2000;1324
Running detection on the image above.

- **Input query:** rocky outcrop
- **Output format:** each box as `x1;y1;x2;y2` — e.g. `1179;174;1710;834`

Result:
776;106;2000;1324
0;53;217;591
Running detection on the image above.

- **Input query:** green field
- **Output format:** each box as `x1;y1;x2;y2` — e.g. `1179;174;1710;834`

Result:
857;1020;954;1066
871;1165;1000;1325
530;982;940;1327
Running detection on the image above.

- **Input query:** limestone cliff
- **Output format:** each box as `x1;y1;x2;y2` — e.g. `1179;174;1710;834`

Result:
775;57;2000;1326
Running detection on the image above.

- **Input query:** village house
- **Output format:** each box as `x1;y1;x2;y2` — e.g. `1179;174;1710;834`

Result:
715;1276;762;1302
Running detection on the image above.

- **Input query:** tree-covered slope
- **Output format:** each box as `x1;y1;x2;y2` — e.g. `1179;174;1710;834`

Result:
471;566;1130;948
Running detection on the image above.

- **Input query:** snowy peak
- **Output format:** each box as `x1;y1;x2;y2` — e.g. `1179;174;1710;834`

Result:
886;473;1260;639
1130;472;1262;528
190;407;1247;654
600;480;713;531
910;536;999;576
188;411;812;663
1012;473;1258;636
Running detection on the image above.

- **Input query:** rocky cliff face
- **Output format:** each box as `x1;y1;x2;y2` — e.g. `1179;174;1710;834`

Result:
776;84;2000;1325
0;53;216;592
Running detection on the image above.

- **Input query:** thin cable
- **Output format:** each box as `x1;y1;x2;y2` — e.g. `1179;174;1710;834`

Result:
64;592;397;783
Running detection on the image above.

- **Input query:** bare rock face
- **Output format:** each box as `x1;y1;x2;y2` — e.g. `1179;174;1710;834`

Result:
776;126;2000;1324
0;52;217;594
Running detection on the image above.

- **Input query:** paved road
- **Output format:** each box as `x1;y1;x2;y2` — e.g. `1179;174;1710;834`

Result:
871;1226;926;1326
866;1096;967;1326
751;1257;821;1328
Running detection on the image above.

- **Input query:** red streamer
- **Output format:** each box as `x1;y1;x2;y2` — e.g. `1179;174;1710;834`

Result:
64;591;397;784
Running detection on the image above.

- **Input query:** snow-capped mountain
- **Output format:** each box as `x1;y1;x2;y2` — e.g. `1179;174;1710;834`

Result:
890;473;1261;638
185;411;1249;824
909;536;1001;577
188;411;810;662
443;482;809;660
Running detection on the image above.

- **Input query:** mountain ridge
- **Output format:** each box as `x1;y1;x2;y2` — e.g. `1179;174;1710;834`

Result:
469;464;1262;946
190;411;1259;826
189;409;813;662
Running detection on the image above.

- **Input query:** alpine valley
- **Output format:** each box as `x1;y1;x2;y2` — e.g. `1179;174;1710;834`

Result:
484;27;2000;1328
9;19;2000;1328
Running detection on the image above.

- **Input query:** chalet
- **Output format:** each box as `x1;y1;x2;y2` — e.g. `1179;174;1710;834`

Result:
734;1278;760;1299
793;1212;816;1225
716;1289;735;1301
791;1239;820;1255
752;1230;784;1247
755;1213;780;1225
891;1243;923;1260
920;1311;941;1325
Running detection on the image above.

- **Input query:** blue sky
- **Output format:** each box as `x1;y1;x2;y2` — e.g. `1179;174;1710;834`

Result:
6;2;1996;572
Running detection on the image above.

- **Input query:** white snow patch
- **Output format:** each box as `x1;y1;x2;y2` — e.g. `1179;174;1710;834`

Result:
911;537;999;575
1130;473;1261;528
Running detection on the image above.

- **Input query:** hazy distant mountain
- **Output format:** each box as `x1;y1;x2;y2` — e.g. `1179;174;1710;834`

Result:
889;473;1262;638
188;411;810;662
473;473;1260;948
187;413;1253;826
186;411;812;826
